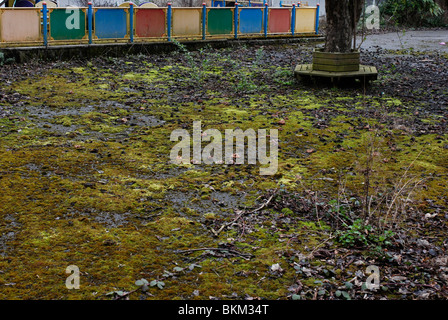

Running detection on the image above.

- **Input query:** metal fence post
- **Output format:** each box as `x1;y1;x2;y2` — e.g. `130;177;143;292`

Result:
234;2;238;39
129;2;134;43
42;2;48;47
202;2;206;40
291;3;295;36
264;3;268;38
88;2;93;44
167;3;172;41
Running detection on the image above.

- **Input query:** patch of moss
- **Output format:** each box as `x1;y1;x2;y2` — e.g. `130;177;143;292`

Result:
1;48;446;300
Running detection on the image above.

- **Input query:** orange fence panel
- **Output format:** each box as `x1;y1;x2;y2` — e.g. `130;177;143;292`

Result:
172;8;202;38
295;7;316;34
0;8;41;43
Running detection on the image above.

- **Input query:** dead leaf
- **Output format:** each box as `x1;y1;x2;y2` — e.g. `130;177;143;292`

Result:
271;263;283;273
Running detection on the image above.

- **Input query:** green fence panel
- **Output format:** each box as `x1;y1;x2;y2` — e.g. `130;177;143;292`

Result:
207;8;233;35
50;8;86;41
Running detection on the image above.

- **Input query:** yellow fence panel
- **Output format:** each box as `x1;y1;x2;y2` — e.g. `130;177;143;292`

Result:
295;7;316;34
172;8;202;38
0;9;41;43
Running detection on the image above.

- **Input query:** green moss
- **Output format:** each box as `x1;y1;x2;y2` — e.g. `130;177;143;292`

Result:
0;48;446;300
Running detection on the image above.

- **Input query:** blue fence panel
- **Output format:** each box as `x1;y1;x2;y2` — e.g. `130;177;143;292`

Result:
238;8;263;34
94;8;127;39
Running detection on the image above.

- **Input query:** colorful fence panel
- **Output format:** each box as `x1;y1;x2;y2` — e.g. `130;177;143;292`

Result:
172;8;202;37
268;8;291;34
206;8;233;36
94;8;128;39
0;5;319;47
0;9;41;43
295;7;316;33
49;8;87;41
135;8;166;38
238;8;263;35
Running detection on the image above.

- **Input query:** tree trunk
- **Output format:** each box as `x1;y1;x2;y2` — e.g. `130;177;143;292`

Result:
324;0;365;53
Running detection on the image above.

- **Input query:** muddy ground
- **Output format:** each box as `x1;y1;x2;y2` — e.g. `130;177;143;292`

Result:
0;37;447;300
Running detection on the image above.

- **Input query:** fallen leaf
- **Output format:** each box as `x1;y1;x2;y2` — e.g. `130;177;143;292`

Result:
390;275;407;282
271;263;283;273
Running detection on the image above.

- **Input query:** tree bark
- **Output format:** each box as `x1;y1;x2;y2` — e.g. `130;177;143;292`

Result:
324;0;365;53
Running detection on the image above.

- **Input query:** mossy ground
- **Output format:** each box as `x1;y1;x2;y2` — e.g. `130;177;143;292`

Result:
0;44;447;299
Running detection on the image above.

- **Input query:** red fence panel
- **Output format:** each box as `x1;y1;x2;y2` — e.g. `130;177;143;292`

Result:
268;8;291;34
135;8;166;38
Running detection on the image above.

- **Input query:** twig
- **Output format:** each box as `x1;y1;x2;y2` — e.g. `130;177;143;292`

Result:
113;288;139;300
381;282;442;292
306;234;335;259
175;247;253;260
210;189;278;236
356;1;368;51
363;131;375;221
314;191;323;230
382;150;424;228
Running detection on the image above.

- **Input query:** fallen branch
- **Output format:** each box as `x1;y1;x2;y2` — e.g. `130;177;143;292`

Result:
176;247;253;260
306;234;336;259
210;189;278;236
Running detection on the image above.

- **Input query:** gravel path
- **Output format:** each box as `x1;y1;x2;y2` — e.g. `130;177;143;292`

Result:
360;30;448;53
